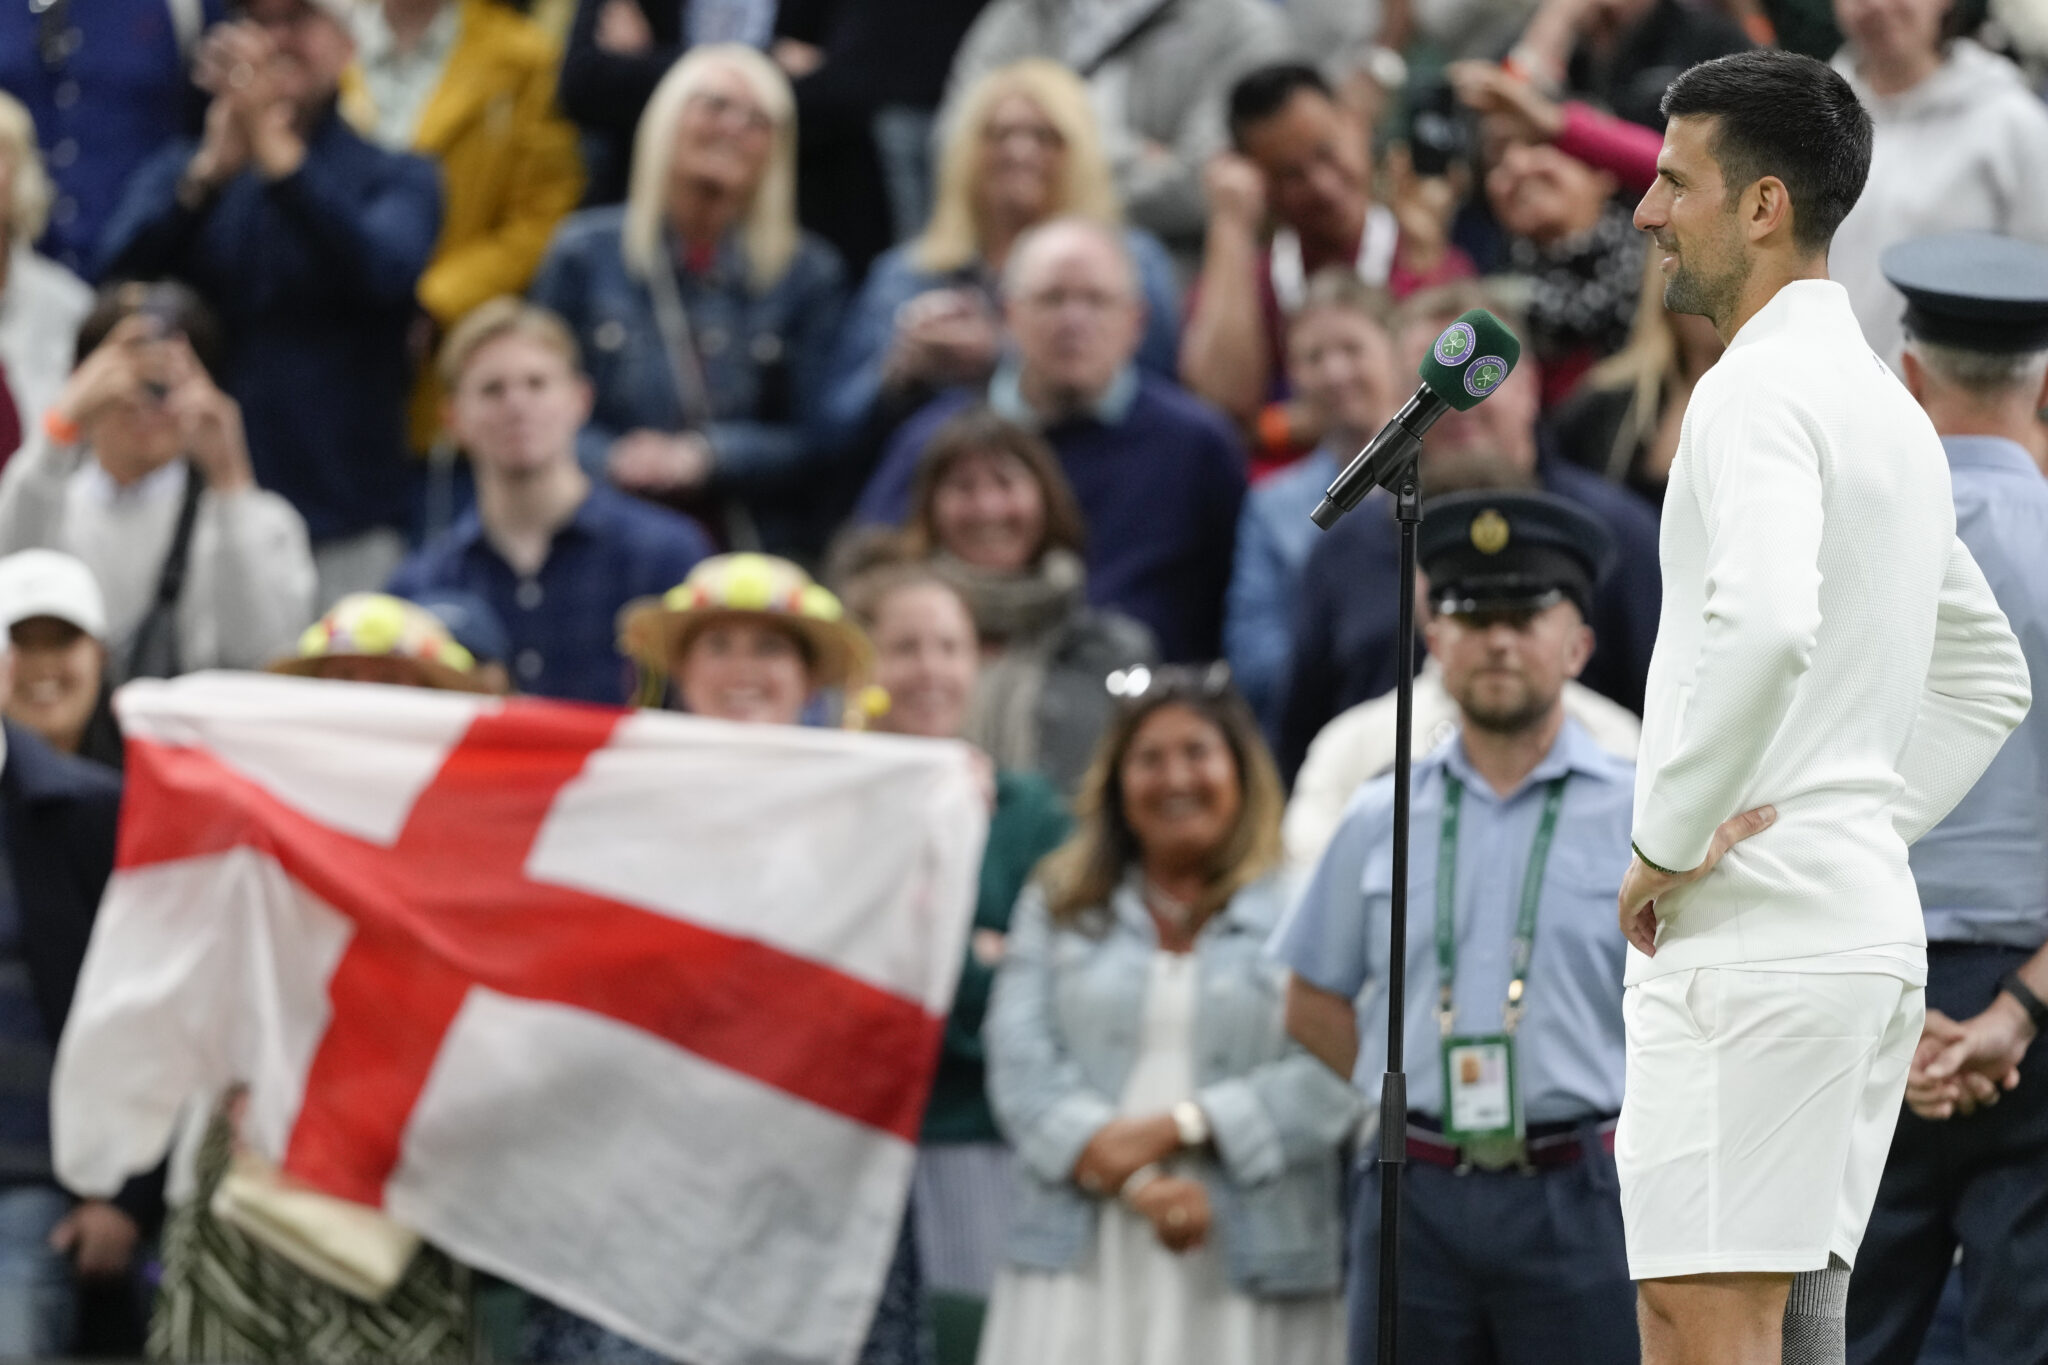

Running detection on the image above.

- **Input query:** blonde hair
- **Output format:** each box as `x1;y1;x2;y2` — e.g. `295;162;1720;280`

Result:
1292;267;1395;334
1039;680;1285;926
0;91;54;247
1583;255;1682;478
624;45;799;292
437;296;582;389
917;59;1121;275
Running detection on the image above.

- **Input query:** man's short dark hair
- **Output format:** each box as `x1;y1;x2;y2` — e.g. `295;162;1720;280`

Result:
1660;49;1873;254
75;279;226;381
1227;62;1332;147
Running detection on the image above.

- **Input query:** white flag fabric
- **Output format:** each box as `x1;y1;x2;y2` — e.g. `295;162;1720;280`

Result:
53;672;988;1365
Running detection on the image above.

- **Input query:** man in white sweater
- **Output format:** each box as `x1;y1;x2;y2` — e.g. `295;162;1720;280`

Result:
1617;51;2032;1365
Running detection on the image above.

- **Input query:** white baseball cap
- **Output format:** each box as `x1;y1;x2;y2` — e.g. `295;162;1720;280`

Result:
0;551;108;642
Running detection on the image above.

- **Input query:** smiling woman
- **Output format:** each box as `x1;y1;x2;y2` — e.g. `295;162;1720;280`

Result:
977;669;1360;1365
835;564;1073;1362
0;550;121;768
616;551;870;722
886;407;1154;793
527;45;848;557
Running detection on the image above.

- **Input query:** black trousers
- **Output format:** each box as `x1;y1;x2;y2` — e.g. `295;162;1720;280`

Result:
1847;943;2048;1364
1346;1128;1639;1365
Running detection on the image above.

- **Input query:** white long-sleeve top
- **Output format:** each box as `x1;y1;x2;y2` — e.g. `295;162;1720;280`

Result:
1629;280;2031;986
0;430;317;678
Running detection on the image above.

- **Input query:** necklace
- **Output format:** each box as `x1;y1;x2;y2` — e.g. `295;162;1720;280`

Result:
1142;875;1204;951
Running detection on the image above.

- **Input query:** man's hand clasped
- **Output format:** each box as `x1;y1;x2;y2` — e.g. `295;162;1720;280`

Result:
1906;996;2032;1120
1616;806;1777;957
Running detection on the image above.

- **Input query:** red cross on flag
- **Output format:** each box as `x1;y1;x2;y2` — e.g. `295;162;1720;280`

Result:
52;672;989;1365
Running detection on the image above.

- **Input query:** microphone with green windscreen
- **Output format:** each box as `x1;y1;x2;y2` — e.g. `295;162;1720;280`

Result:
1310;308;1524;529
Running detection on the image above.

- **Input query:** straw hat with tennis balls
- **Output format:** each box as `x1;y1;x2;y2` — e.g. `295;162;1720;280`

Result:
618;553;871;691
270;593;493;693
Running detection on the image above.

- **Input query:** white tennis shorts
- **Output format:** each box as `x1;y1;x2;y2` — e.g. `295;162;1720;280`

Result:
1616;967;1923;1280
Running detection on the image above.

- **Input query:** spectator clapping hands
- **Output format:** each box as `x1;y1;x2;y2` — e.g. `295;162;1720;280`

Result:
190;21;306;186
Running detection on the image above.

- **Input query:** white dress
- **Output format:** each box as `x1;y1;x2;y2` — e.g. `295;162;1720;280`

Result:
977;953;1345;1365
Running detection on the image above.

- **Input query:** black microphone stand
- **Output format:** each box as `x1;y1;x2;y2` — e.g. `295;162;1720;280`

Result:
1377;461;1422;1365
1311;436;1425;1365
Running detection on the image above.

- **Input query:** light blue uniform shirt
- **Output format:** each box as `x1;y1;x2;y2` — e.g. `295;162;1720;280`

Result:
1911;436;2048;948
1269;717;1634;1123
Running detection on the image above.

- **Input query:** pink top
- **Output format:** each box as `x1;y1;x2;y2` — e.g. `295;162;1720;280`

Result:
1555;102;1663;194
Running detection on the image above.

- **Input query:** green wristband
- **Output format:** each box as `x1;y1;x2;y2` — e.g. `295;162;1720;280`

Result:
1632;842;1681;877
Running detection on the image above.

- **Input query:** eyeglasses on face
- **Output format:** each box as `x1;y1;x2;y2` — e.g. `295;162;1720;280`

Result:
687;89;774;137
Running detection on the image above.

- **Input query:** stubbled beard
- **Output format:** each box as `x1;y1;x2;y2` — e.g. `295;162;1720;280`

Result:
1661;237;1750;332
1455;676;1558;736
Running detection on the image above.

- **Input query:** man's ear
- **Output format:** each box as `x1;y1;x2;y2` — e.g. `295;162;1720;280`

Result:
1422;612;1448;662
1746;174;1796;247
1900;348;1928;403
1565;620;1594;680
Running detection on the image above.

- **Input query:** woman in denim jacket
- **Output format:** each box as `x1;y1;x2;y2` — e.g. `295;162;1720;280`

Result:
979;666;1360;1364
530;45;846;558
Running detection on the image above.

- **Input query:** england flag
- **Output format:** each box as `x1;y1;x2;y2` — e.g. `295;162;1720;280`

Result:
52;672;989;1365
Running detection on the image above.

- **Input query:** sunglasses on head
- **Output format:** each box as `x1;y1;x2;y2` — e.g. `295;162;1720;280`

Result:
1104;661;1234;703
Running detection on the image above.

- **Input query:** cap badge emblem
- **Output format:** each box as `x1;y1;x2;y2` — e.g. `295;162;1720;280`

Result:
1470;509;1510;554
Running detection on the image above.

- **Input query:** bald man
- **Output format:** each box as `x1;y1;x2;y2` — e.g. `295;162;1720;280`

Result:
855;217;1248;663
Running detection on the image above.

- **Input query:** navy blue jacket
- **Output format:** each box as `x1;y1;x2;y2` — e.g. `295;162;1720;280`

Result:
856;376;1247;664
98;107;441;542
0;0;221;276
388;484;713;705
1278;455;1661;780
0;723;158;1227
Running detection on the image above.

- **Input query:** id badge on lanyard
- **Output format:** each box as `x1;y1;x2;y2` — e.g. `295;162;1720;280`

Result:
1435;773;1566;1165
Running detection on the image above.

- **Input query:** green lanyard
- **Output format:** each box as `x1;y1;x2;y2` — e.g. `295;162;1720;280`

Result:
1435;773;1568;1036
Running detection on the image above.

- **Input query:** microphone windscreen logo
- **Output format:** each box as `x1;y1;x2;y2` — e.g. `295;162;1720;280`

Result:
1463;356;1509;398
1417;308;1523;412
1432;322;1476;366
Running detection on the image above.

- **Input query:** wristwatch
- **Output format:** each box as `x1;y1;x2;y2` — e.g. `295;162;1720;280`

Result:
1172;1100;1210;1147
1999;970;2048;1035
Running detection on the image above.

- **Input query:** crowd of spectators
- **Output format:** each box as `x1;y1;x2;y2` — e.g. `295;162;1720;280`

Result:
0;0;2046;1359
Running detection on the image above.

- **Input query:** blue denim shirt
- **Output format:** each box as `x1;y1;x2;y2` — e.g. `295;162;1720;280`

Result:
1225;446;1339;744
529;208;846;551
985;871;1362;1294
818;227;1183;454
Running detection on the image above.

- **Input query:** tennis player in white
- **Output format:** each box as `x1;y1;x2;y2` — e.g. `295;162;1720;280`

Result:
1615;51;2032;1365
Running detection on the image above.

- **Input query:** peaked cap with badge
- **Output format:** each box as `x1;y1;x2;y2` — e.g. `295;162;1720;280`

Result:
1418;490;1614;618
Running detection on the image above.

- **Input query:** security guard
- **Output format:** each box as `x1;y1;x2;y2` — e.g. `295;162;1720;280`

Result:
1846;234;2048;1364
1271;490;1638;1365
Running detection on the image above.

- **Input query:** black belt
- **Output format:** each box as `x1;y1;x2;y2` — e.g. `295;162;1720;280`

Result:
1405;1112;1619;1173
